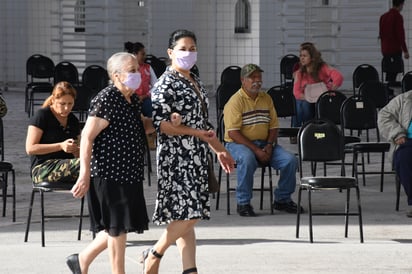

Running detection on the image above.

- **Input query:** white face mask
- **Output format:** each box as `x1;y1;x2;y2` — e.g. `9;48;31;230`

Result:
174;50;197;70
122;72;141;90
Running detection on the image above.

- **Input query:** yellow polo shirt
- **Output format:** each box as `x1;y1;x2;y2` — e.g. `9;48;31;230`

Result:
223;87;279;142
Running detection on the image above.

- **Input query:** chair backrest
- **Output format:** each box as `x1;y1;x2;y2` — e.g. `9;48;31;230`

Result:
358;81;389;109
145;54;167;78
81;65;109;94
267;85;296;118
298;119;345;165
340;95;379;136
280;54;299;87
401;71;412;93
54;61;79;86
315;90;347;124
216;66;242;115
26;54;55;82
352;64;379;95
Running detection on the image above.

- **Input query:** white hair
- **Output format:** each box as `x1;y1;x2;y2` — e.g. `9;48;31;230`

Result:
107;52;136;81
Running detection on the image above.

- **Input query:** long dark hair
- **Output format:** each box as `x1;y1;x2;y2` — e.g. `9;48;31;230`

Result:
299;42;325;82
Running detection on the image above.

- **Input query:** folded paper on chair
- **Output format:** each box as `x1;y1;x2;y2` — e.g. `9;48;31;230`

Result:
304;82;328;103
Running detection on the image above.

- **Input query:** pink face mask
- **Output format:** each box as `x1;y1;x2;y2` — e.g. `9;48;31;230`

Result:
122;72;141;90
174;50;197;70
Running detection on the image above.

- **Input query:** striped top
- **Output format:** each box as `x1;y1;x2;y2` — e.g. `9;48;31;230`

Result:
223;87;279;142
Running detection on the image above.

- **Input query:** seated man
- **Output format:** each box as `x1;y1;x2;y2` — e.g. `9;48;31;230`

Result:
378;90;412;217
223;63;302;217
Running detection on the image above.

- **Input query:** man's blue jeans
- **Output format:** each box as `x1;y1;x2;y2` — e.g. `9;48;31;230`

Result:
225;140;298;205
292;99;315;127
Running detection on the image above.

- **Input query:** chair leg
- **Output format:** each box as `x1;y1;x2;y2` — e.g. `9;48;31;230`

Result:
396;175;401;211
11;170;16;222
380;152;385;192
308;190;313;243
1;175;6;217
361;153;366;186
268;168;273;215
78;196;84;241
355;186;364;243
226;172;230;215
259;167;265;210
296;187;303;238
345;189;350;238
24;190;36;243
216;166;223;210
40;190;45;247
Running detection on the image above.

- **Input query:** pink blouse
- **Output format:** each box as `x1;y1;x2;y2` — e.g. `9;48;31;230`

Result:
293;64;343;100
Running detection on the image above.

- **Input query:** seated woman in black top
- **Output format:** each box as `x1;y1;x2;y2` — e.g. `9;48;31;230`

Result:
26;81;80;184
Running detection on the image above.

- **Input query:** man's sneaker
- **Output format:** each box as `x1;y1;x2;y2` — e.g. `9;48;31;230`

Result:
273;201;304;214
237;204;257;217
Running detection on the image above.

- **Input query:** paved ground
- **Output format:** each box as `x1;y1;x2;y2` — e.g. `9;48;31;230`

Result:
0;88;412;274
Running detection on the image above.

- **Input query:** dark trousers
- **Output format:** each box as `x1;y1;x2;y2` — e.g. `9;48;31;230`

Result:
394;139;412;205
382;53;403;85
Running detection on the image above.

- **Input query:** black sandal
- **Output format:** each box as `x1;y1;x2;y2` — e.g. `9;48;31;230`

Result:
182;267;197;274
140;248;163;274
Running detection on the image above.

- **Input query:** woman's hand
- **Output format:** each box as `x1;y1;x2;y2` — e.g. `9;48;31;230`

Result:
71;175;90;198
60;138;79;154
216;151;235;173
197;129;216;143
395;136;407;145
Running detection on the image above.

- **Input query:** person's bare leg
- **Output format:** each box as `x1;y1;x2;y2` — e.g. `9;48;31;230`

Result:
108;233;127;274
78;231;109;274
144;219;198;274
176;227;197;273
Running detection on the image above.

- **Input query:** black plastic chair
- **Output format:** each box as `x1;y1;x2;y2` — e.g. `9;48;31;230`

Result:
54;61;79;86
352;64;379;96
340;96;390;192
215;113;274;215
24;180;85;247
145;54;166;78
401;71;412;93
358;81;389;109
296;118;363;243
0;118;15;222
215;66;242;119
280;54;299;88
26;54;55;117
81;65;109;96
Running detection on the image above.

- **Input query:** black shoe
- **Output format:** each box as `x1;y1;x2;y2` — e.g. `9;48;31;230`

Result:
237;204;257;217
66;254;81;274
273;201;304;214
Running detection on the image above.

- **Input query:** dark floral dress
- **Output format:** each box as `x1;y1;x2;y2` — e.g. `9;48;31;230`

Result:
151;67;211;225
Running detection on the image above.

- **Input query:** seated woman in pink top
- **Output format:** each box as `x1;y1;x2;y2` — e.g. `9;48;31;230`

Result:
292;42;343;130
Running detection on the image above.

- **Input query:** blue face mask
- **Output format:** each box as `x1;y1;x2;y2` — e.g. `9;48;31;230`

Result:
174;50;197;70
122;72;141;90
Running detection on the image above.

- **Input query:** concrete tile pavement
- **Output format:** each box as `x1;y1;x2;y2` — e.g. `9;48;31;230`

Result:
0;88;412;273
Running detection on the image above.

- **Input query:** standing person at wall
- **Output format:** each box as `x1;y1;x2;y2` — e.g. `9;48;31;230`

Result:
125;41;158;149
141;29;235;274
67;52;149;274
291;42;343;143
26;81;80;184
379;0;409;89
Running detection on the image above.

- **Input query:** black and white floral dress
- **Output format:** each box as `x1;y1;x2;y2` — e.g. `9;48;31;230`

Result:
151;67;211;225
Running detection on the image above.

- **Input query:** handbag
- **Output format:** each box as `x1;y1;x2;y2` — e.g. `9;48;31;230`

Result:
304;82;328;103
207;153;219;193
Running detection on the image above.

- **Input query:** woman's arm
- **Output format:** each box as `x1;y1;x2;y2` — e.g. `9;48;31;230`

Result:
71;116;109;198
25;125;77;155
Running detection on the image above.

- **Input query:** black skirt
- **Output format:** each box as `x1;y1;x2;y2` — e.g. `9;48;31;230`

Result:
87;177;149;236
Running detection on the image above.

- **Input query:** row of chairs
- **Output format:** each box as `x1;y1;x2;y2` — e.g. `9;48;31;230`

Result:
25;54;109;118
